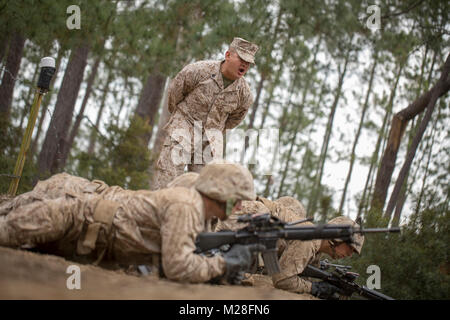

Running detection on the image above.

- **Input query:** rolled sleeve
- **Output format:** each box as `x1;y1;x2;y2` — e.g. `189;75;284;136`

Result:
272;240;320;293
160;203;226;283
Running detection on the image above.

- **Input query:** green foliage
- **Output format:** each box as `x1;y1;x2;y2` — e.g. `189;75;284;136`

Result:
74;117;151;190
346;201;449;300
0;118;38;195
0;1;448;299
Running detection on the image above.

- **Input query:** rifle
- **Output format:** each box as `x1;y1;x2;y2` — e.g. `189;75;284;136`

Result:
300;259;394;300
195;213;400;275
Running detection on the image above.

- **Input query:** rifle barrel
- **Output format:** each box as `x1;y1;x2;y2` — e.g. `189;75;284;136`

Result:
358;286;395;300
356;227;401;233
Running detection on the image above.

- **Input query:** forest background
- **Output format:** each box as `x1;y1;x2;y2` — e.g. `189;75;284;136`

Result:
0;0;448;299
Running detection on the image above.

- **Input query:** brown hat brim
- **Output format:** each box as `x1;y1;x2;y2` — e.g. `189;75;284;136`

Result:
236;49;255;64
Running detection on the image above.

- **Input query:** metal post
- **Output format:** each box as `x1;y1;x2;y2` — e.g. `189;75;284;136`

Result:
8;57;56;196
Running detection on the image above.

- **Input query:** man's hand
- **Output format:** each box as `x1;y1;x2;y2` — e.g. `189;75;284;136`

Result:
311;281;341;300
223;244;265;284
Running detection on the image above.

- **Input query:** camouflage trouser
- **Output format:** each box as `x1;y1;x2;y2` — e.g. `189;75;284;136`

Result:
0;194;88;248
0;193;119;265
151;136;213;190
0;173;108;217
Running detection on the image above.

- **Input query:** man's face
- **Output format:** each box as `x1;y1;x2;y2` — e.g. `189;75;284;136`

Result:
331;242;355;259
215;199;243;221
232;200;242;215
224;50;250;80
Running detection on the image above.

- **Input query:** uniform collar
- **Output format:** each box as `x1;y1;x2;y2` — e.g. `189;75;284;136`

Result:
211;60;240;92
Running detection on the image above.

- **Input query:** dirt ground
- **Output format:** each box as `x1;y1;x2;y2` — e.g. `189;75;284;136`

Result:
0;246;314;300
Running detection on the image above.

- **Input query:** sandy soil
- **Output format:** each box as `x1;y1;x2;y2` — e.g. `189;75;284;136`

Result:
0;246;315;300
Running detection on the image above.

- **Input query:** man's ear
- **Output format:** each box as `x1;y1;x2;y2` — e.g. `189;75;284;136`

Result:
225;50;231;59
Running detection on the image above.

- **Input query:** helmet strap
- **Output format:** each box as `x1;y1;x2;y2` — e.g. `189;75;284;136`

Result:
225;199;237;216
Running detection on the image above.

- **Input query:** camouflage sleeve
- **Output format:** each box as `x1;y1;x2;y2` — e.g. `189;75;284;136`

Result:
214;213;246;231
225;86;253;129
167;63;200;114
271;239;321;294
272;274;313;294
160;202;226;283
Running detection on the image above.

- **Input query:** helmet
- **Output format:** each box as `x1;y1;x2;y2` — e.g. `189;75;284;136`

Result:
194;161;256;202
240;200;268;215
167;172;199;188
275;196;306;219
328;216;365;255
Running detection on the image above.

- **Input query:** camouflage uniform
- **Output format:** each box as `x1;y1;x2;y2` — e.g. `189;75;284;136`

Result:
153;173;313;288
152;60;254;189
215;196;319;294
271;228;322;294
166;172;199;189
0;175;225;283
275;216;365;295
0;173;109;217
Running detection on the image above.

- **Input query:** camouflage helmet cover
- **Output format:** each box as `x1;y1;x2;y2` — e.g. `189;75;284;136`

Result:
274;196;307;219
328;216;365;254
229;37;259;64
194;161;256;202
167;172;199;188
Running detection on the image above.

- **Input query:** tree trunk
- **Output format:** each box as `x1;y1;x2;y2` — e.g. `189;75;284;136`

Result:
37;44;90;178
242;7;283;162
277;40;323;198
262;72;299;197
149;78;170;188
277;125;299;198
87;70;112;155
247;6;283;130
132;72;166;146
390;48;432;225
248;61;286;177
293;63;330;203
116;77;129;126
275;85;302;198
338;52;378;214
60;55;102;168
241;73;266;163
371;53;450;215
308;47;350;216
0;34;8;65
390;120;416;226
0;32;25;121
413;109;439;217
247;74;266;130
358;60;404;218
258;67;281;130
384;54;450;221
357;115;390;219
150;78;170;150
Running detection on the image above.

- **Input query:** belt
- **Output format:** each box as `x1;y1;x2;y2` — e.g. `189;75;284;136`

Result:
76;199;120;265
